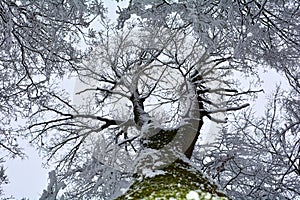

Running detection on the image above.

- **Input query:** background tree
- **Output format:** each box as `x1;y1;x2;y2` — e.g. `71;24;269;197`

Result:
194;86;300;199
0;160;8;197
0;0;105;195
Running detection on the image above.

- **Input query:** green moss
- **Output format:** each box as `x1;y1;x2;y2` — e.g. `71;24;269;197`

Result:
116;160;228;200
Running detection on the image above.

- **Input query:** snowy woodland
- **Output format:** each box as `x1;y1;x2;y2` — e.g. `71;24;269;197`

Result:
0;0;299;199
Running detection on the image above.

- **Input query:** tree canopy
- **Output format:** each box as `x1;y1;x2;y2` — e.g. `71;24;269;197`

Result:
0;0;299;199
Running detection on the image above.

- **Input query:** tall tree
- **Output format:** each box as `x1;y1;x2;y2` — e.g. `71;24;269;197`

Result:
38;22;246;199
0;0;299;199
116;1;300;199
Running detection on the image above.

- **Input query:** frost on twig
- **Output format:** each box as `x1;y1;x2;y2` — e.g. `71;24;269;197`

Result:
39;171;66;200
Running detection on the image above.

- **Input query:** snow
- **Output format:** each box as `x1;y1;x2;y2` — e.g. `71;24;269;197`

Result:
186;190;200;200
142;169;166;178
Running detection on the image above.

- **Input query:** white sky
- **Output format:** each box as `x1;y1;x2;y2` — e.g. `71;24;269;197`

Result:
3;140;49;199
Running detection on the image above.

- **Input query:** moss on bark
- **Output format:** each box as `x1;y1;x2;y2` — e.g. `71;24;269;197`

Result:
116;160;228;200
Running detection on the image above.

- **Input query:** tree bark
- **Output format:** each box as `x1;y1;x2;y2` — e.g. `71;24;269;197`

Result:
116;159;228;199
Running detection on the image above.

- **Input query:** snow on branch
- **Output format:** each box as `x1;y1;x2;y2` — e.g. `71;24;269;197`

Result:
40;170;66;200
207;103;250;114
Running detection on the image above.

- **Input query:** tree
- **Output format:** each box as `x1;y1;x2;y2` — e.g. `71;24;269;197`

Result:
0;160;8;197
193;86;300;199
116;1;300;199
1;0;299;199
0;0;105;195
37;22;245;199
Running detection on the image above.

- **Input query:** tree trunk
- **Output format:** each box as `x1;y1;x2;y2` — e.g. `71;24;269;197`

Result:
116;159;228;199
119;75;229;199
